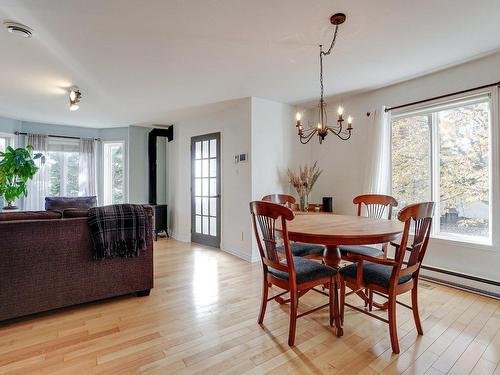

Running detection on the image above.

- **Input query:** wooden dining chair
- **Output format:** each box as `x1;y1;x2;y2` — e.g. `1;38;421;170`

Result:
262;194;295;206
339;202;435;353
261;195;325;259
339;194;398;260
250;201;342;345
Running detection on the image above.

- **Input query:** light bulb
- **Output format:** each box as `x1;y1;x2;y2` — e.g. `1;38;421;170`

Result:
69;103;79;111
337;106;344;116
347;115;353;124
296;112;302;121
69;90;77;101
317;123;322;129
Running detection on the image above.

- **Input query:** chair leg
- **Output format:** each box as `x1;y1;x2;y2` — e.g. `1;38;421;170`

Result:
258;277;269;324
412;285;423;335
368;289;374;311
364;287;369;307
388;295;400;354
329;277;334;327
288;290;298;346
339;276;346;325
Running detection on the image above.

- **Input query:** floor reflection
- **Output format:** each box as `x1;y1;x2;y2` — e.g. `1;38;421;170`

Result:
192;250;219;312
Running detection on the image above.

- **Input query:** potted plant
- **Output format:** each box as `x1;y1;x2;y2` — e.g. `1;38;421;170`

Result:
287;161;322;212
0;145;44;210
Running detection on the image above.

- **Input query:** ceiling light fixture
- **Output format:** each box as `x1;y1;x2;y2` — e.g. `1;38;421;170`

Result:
69;88;82;111
4;21;32;38
295;13;353;144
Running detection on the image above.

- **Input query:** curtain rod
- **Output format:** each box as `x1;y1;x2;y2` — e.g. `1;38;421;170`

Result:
14;131;101;141
385;80;500;112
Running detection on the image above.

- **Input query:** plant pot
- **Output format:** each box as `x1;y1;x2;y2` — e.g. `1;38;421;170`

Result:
3;202;18;210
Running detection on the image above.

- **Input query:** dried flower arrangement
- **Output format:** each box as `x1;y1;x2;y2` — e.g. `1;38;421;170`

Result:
287;161;322;211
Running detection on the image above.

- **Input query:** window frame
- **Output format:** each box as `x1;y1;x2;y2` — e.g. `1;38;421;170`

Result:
390;89;498;247
102;140;127;205
0;132;15;152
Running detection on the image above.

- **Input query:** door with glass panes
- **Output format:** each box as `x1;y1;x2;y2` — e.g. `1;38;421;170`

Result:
191;133;221;247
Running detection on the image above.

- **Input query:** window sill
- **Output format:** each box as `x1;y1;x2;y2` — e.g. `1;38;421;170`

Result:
429;234;495;252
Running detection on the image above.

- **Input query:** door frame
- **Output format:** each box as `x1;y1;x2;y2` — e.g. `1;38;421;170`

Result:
190;132;221;247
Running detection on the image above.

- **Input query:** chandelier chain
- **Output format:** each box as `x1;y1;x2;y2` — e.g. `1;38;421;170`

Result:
319;25;339;101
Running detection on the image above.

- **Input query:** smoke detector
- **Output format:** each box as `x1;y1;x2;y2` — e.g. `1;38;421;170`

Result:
4;21;33;38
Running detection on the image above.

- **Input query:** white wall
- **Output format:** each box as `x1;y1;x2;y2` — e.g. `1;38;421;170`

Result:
167;98;253;260
304;52;500;290
250;97;309;259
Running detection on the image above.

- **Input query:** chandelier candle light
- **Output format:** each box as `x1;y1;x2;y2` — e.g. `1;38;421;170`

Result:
295;13;353;144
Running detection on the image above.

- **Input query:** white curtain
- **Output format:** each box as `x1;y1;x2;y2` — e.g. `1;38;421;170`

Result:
79;138;96;197
25;134;48;211
364;106;391;195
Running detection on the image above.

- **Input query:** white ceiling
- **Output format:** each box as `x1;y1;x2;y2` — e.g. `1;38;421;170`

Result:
0;0;499;128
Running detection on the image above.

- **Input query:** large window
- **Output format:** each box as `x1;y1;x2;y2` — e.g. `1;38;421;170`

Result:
0;134;14;153
103;141;125;205
47;139;80;197
391;94;491;243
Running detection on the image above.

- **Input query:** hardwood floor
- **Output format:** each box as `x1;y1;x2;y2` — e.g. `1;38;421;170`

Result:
0;239;498;374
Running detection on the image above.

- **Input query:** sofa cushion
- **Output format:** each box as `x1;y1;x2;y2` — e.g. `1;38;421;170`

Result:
63;209;89;218
45;196;97;211
0;210;62;222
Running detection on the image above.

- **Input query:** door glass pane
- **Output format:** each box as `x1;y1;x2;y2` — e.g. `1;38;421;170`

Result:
202;159;209;178
195;215;201;233
202;197;209;215
202;178;208;197
392;115;431;217
195;160;201;177
195;197;201;215
210;198;217;217
210;217;217;236
195;142;202;159
210;159;216;177
209;178;217;197
195;178;201;196
202;141;209;158
438;101;490;238
202;216;209;234
210;139;217;158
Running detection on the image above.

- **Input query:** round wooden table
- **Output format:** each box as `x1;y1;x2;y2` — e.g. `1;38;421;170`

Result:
287;212;403;267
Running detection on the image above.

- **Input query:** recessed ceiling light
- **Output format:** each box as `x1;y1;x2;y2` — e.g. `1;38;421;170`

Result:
4;21;33;38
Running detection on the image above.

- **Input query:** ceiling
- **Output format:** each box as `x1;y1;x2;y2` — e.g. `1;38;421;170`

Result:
0;0;499;128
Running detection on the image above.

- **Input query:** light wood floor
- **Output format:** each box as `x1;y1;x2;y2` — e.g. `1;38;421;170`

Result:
0;239;498;374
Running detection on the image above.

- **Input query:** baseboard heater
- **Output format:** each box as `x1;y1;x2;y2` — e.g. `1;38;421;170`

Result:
419;264;499;299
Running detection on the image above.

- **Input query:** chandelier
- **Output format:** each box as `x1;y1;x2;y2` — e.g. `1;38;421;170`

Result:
295;13;353;144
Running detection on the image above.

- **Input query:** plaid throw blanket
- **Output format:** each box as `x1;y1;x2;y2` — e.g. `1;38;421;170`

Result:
88;204;148;259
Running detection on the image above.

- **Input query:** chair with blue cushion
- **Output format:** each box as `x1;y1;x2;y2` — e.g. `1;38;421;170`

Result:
339;194;398;260
339;202;435;354
250;200;342;346
262;194;325;259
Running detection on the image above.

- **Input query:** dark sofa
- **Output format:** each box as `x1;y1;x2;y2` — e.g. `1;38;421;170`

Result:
0;206;153;322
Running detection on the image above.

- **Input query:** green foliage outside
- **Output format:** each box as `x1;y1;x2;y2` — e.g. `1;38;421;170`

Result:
392;102;489;237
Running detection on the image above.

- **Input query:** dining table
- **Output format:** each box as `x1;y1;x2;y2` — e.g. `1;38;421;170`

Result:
287;211;404;268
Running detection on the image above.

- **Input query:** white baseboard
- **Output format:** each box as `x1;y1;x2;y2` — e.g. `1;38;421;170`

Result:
220;242;259;263
170;231;191;243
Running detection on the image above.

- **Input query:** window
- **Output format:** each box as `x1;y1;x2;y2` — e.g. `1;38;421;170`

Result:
391;94;492;244
103;141;125;205
0;134;14;153
47;139;80;197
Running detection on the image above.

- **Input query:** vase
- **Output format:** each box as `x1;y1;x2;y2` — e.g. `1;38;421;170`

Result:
299;194;309;212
